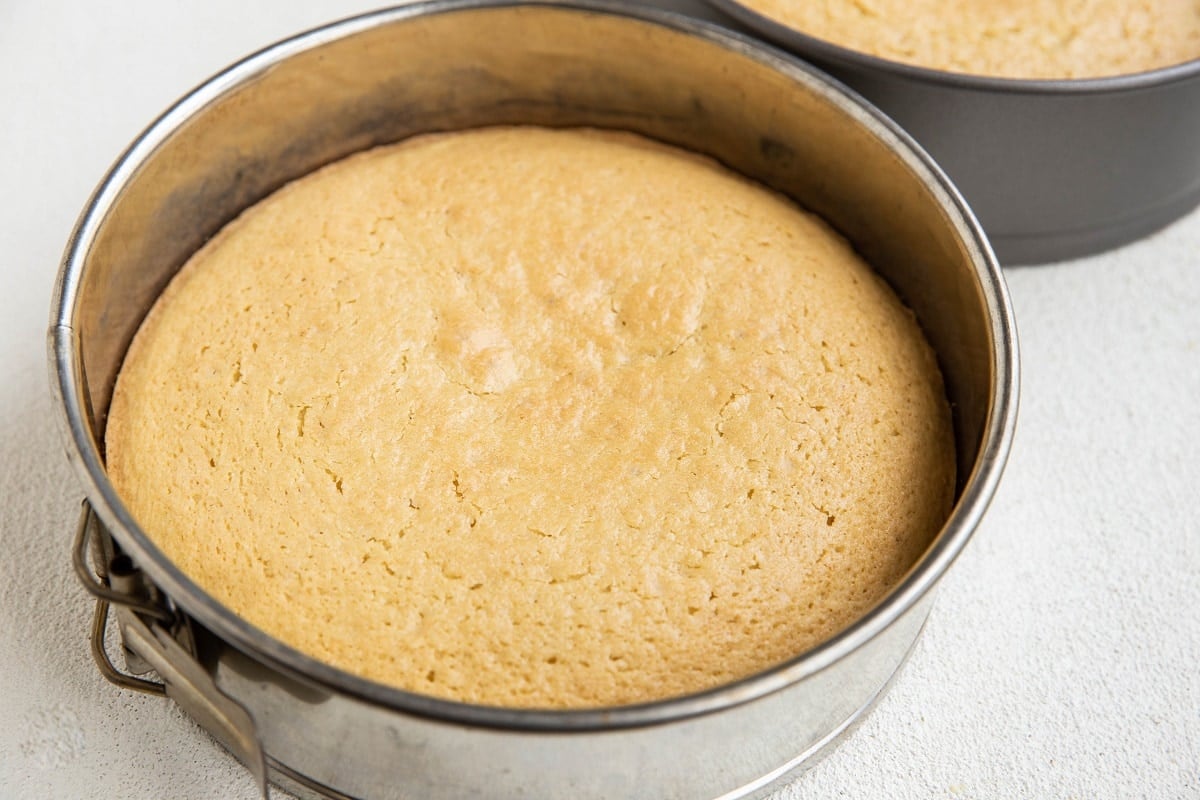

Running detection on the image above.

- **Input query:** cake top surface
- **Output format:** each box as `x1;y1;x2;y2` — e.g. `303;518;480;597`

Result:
106;127;954;708
736;0;1200;79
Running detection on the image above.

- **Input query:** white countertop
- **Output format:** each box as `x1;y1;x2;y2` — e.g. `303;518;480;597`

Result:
2;2;1197;798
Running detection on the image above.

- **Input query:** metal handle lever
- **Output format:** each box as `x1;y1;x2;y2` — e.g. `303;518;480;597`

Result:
73;500;270;799
118;606;270;799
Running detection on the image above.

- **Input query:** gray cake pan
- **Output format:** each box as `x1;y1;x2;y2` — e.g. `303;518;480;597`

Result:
705;0;1200;265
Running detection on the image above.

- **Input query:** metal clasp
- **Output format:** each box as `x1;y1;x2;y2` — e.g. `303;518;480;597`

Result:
72;500;270;799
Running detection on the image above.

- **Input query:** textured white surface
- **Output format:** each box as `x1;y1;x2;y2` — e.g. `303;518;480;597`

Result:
1;1;1197;798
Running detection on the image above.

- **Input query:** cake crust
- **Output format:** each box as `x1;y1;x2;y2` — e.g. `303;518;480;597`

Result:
107;127;954;708
736;0;1200;79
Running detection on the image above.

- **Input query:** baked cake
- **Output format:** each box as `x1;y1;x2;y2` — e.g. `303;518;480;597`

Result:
106;127;955;708
737;0;1200;79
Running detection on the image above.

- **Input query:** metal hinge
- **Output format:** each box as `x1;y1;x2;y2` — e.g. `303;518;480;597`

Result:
72;500;270;799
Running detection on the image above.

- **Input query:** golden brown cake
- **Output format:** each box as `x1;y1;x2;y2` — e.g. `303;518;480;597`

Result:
106;127;954;708
737;0;1200;79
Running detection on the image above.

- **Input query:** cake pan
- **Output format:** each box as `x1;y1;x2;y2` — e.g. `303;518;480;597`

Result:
705;0;1200;265
49;2;1018;797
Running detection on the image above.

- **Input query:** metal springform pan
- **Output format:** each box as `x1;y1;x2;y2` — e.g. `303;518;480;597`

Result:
49;1;1018;797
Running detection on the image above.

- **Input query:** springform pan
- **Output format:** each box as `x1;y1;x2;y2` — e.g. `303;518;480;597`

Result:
49;1;1018;797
